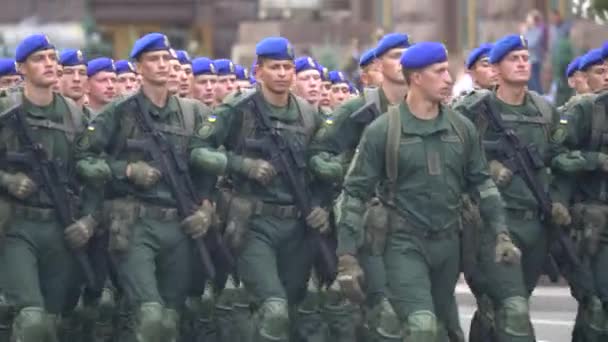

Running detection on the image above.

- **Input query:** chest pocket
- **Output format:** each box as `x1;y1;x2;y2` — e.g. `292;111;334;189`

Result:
397;136;426;176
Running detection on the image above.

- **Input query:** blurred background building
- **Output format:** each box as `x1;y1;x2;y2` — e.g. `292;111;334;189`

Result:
0;0;606;91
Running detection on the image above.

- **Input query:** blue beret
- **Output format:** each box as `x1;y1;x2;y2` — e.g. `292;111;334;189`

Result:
465;43;493;69
0;58;18;77
359;48;377;68
192;57;216;75
87;57;116;77
328;71;348;84
213;59;235;76
234;65;249;80
130;33;171;60
489;34;528;64
566;56;584;78
295;56;319;74
115;60;136;75
318;65;329;82
15;34;55;63
400;42;448;69
580;48;605;71
176;50;191;65
255;37;294;60
375;33;410;58
602;41;608;59
59;49;86;67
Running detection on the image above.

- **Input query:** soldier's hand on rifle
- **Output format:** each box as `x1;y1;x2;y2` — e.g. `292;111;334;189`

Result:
336;254;365;304
126;161;162;189
242;158;276;185
494;232;521;265
489;160;513;187
1;172;37;200
181;201;215;239
551;202;571;226
305;207;330;233
64;215;97;249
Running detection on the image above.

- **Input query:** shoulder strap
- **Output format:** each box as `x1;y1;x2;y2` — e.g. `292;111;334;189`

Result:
293;95;316;141
591;95;607;150
445;109;471;161
385;104;401;203
527;91;553;124
62;96;85;132
176;97;196;136
363;87;382;113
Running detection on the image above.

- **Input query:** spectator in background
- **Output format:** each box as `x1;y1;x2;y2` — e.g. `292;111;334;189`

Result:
548;8;574;106
523;9;547;93
549;9;572;51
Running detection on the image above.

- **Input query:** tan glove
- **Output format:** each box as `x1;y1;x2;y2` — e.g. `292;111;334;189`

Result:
551;202;571;226
489;160;513;187
336;254;365;304
305;207;330;234
1;172;37;200
241;158;276;185
494;232;521;264
64;215;97;249
126;161;161;189
181;201;215;239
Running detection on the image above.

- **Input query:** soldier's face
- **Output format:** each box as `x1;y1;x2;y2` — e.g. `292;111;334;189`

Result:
295;69;322;105
329;83;350;108
179;64;193;97
360;62;383;88
167;59;182;95
136;50;172;87
87;71;117;106
215;75;236;101
584;63;608;93
193;74;218;107
319;81;332;107
60;65;87;101
380;48;406;85
568;71;590;94
116;72;138;96
414;61;453;103
19;49;58;88
470;58;497;90
496;50;531;86
257;60;295;95
0;75;22;90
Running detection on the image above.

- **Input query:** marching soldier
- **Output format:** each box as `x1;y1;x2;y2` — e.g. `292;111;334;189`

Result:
115;60;139;97
86;57;117;115
191;57;218;108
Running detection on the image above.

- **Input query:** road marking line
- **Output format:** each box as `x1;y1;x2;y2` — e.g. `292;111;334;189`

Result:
456;284;571;298
460;313;573;327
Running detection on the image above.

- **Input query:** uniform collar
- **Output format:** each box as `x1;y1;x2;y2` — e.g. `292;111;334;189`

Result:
22;93;57;118
400;102;451;136
137;90;177;119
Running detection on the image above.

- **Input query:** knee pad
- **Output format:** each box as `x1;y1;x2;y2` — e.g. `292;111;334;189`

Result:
585;296;608;333
498;296;532;337
135;302;164;342
405;310;438;342
257;297;289;341
12;307;51;342
370;298;402;339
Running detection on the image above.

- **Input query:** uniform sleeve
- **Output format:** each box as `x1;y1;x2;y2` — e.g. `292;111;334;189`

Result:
334;119;386;255
74;102;126;178
188;102;218;201
463;119;508;236
564;100;603;170
310;98;363;155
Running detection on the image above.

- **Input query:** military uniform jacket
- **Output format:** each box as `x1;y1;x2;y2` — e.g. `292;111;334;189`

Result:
75;90;212;207
454;90;567;210
194;87;323;205
340;102;495;234
0;93;85;207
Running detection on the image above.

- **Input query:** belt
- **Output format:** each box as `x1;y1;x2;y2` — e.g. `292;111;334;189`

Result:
14;204;56;221
136;204;179;221
505;208;538;220
390;212;457;240
252;201;300;219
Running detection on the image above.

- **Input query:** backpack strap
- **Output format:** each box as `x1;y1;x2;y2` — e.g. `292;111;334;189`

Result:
445;109;471;163
175;97;197;136
591;93;608;151
363;87;382;113
385;104;401;204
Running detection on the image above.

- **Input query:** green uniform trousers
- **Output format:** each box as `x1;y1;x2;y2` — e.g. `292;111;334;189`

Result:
238;215;317;341
0;216;81;314
114;216;194;310
384;226;461;341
